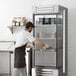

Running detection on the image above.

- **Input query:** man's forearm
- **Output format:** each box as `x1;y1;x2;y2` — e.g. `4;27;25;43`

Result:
26;45;33;48
33;40;45;47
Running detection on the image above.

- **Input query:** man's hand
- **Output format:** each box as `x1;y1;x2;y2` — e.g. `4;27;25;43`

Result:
26;45;33;48
43;44;49;49
26;43;33;48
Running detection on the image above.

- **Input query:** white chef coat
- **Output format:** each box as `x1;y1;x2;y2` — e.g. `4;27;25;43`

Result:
15;29;36;48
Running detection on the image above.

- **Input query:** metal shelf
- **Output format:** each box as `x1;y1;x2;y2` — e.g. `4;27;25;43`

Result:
8;25;25;34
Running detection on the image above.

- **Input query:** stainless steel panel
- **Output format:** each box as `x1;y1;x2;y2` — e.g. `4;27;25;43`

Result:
35;51;56;66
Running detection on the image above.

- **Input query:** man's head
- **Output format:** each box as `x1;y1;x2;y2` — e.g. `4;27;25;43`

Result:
25;21;35;32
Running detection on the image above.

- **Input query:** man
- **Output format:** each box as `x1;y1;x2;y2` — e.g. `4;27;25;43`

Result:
13;21;48;76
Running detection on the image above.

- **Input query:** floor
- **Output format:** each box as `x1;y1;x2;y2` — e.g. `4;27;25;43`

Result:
0;74;10;76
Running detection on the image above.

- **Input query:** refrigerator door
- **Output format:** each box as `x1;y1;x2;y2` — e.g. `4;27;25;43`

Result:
33;14;57;67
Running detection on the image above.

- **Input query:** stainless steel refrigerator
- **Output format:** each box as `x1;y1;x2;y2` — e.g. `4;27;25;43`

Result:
32;5;68;76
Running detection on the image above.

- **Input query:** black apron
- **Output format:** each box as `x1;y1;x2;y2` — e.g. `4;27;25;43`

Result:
14;45;26;68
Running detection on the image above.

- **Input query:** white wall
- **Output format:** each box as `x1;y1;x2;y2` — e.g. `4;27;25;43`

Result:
0;0;76;76
0;0;33;41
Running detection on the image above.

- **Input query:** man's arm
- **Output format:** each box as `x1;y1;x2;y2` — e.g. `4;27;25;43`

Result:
33;39;48;49
25;32;48;49
26;45;33;48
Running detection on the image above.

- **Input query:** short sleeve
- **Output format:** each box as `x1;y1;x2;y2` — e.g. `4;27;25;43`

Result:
26;32;36;42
